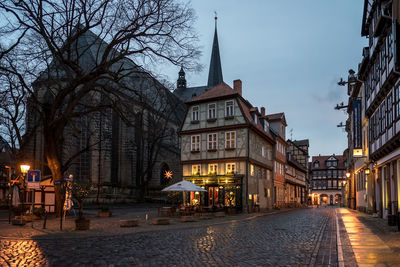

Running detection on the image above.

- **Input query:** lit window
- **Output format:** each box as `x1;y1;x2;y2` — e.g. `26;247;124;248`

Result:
226;163;236;174
191;135;200;151
250;164;254;176
192;165;201;175
225;100;234;117
192;106;199;121
208;103;216;119
207;133;217;150
208;164;218;175
225;131;236;149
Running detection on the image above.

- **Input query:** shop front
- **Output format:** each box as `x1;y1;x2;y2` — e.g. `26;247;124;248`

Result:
184;175;243;211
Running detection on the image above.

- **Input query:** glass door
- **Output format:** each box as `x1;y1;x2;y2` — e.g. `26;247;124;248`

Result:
208;187;219;207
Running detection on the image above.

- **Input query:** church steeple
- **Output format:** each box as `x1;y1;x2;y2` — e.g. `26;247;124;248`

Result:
177;66;186;89
207;14;223;88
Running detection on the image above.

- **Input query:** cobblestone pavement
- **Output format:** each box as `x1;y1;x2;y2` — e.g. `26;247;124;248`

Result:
0;208;336;266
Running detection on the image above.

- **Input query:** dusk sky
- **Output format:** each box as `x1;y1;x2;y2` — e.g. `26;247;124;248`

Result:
161;0;367;157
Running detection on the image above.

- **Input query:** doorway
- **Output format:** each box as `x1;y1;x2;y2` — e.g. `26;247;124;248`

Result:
208;187;219;207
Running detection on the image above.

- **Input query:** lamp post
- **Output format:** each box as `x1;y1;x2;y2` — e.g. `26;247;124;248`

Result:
20;163;30;226
5;166;11;224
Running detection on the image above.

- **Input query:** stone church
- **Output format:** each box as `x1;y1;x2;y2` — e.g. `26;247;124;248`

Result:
25;29;185;205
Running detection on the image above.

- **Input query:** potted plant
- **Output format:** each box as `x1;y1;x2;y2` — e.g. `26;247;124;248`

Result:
70;180;93;230
97;205;112;217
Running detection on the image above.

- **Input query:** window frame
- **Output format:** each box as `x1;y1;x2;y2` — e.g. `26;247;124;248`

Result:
208;163;218;175
207;133;217;150
191;105;199;121
208;103;216;119
225;131;236;149
225;100;234;117
226;163;236;174
191;135;200;151
192;165;201;175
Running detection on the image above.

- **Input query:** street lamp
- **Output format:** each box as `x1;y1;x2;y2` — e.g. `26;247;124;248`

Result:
20;164;30;174
345;171;351;178
365;168;371;175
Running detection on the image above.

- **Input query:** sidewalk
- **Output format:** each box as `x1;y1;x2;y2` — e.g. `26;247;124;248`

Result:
337;208;400;267
0;204;295;240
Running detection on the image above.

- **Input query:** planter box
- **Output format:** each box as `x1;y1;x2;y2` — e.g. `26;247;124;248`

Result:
12;219;26;226
120;219;139;227
152;218;170;225
75;219;90;230
97;211;112;217
180;216;195;222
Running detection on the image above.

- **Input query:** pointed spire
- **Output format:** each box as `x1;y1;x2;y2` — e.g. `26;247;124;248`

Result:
207;14;223;88
177;66;186;89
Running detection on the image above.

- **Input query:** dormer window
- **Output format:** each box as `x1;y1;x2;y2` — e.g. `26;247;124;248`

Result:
314;161;319;168
253;113;257;124
263;120;269;132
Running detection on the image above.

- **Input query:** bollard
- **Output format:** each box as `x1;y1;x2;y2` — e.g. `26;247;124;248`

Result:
43;211;47;229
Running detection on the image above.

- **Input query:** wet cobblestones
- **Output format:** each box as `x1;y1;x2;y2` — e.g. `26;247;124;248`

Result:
0;208;334;266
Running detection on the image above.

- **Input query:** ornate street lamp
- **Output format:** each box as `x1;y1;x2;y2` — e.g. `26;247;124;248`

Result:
345;171;351;178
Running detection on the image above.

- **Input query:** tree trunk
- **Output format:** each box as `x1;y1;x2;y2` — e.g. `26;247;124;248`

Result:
45;131;64;217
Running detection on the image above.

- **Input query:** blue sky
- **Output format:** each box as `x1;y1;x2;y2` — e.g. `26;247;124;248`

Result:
162;0;367;157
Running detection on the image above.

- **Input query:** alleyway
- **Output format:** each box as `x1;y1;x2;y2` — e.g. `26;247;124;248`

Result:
0;207;399;266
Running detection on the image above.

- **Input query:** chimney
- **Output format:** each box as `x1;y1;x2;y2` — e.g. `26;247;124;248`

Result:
261;107;265;117
233;79;242;96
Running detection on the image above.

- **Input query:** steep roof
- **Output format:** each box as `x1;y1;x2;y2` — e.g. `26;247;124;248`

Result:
293;139;309;147
207;19;223;88
185;82;237;103
311;155;346;170
266;112;287;126
174;85;209;102
34;28;185;124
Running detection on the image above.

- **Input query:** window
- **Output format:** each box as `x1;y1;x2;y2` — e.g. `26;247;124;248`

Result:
314;161;319;168
225;100;234;117
387;92;393;126
207;133;217;150
226;163;236;174
225;131;236;149
192;106;199;121
208;103;216;119
327;161;331;167
253;114;257;124
263;120;269;131
250;164;254;176
191;135;200;151
262;146;265;157
380;101;386;132
192;165;201;175
332;161;337;167
395;85;400;119
388;32;394;59
208;164;217;175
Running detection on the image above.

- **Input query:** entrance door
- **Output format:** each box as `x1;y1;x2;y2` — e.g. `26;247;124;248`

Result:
208;187;219;207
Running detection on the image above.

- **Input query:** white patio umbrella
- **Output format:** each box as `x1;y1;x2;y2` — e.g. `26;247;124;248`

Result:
162;180;206;192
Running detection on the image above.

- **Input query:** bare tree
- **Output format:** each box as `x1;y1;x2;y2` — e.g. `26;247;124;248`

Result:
0;0;200;216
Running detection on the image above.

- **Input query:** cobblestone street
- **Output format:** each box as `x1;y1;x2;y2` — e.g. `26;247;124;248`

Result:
0;208;335;266
0;207;399;266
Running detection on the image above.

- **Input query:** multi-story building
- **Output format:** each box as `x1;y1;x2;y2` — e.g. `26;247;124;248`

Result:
180;81;275;212
345;0;400;220
267;113;287;207
178;20;275;212
310;155;347;205
286;139;310;205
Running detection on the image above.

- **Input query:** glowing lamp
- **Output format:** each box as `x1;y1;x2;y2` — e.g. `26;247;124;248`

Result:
164;170;173;179
345;172;351;178
365;169;370;175
20;164;30;174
